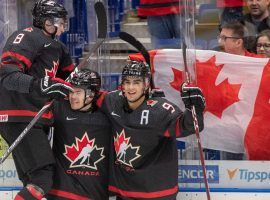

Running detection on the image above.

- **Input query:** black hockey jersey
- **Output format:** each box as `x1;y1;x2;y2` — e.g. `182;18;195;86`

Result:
99;90;198;200
47;100;111;200
0;26;74;124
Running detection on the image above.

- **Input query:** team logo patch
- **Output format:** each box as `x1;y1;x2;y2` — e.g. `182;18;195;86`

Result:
23;27;33;32
45;60;59;77
146;100;158;107
63;132;105;170
0;115;8;122
114;129;141;167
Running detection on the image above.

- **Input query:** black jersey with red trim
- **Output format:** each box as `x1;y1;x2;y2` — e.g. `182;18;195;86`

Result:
48;100;111;200
0;26;74;124
99;90;190;200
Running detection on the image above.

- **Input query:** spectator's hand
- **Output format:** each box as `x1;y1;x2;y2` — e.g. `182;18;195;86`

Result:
32;76;73;100
180;83;205;113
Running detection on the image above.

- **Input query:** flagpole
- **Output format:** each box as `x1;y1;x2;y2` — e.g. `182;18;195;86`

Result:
180;1;211;199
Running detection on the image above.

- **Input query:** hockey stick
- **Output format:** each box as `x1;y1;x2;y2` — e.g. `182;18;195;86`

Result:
118;32;154;88
76;1;107;69
0;1;107;165
181;0;211;200
182;39;211;200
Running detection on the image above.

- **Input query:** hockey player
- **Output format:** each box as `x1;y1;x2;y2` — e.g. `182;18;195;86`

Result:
0;1;74;199
100;61;205;200
46;69;111;200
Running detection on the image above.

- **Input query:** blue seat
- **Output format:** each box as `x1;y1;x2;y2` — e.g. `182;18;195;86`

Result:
198;3;217;17
196;39;208;49
198;4;220;24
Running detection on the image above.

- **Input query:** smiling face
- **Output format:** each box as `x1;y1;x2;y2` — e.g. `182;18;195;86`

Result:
122;76;149;110
69;87;93;111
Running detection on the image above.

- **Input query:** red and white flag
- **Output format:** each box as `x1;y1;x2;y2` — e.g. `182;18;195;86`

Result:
130;49;270;160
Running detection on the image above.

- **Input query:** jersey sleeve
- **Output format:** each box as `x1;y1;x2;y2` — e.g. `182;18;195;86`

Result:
1;30;38;72
179;110;204;137
161;106;182;138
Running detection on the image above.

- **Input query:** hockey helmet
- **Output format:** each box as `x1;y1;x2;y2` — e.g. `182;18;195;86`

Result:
122;61;151;82
32;0;68;29
70;68;101;98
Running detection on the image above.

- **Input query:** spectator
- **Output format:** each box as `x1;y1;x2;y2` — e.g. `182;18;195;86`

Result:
256;29;270;57
244;0;270;34
218;22;260;56
217;0;245;25
138;0;193;48
211;22;262;160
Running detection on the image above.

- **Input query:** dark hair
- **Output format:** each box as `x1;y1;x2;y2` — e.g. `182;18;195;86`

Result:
220;22;247;39
257;29;270;41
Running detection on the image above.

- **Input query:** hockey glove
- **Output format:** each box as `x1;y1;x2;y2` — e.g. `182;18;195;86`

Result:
180;83;205;113
32;76;73;100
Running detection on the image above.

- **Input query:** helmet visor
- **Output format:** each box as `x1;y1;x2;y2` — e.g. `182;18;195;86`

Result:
53;17;69;32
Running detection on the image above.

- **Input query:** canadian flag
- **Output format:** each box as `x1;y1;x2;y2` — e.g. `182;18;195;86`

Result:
129;49;270;160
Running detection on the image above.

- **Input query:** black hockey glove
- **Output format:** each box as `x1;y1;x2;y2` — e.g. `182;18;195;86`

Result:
180;83;205;113
32;76;73;100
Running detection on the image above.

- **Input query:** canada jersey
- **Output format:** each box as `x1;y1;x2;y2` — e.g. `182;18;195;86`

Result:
0;26;74;124
100;91;182;200
48;100;111;200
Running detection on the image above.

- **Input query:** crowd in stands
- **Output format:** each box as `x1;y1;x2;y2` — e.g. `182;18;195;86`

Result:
136;0;270;58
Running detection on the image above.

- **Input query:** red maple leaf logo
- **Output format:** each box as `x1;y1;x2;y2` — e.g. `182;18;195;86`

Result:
23;27;33;32
114;130;130;154
170;67;184;91
64;133;94;162
45;60;59;78
170;55;241;118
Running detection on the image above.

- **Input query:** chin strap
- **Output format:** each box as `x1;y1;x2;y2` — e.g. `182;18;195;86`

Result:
42;25;57;39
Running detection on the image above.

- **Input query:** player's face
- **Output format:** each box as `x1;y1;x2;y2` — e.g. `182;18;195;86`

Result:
44;18;67;36
69;87;86;110
122;76;148;109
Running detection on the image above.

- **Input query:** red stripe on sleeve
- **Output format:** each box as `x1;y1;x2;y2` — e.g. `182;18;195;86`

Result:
0;110;53;119
48;189;90;200
109;185;178;199
62;63;75;72
2;51;32;69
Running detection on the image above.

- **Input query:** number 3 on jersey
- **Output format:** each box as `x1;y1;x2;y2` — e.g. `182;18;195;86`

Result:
13;33;24;44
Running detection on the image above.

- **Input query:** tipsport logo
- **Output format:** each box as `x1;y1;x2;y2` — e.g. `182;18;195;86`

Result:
179;165;219;183
227;168;270;182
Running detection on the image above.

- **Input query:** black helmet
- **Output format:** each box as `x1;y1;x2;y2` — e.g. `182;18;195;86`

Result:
70;69;101;98
122;61;151;81
32;0;68;28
